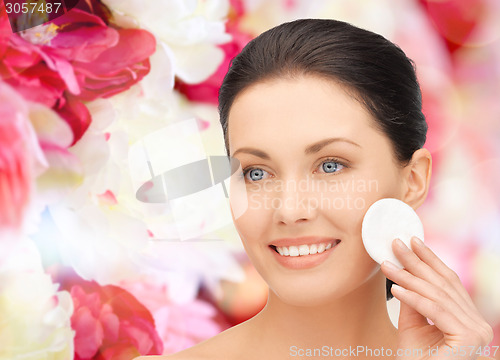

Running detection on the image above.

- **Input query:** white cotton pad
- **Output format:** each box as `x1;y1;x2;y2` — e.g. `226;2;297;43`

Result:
361;198;424;268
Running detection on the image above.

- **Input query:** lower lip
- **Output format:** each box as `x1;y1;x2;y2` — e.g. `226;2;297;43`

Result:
269;242;340;270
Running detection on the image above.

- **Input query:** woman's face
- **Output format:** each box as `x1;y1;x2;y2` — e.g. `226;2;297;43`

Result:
227;75;407;306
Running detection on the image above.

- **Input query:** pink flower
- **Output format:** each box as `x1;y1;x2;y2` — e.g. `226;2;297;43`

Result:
157;298;228;354
418;0;488;53
0;8;10;52
0;6;156;144
43;9;156;102
120;279;231;355
53;267;163;359
0;82;39;229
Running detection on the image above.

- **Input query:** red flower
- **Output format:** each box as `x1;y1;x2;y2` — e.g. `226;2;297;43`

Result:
44;9;156;102
53;268;163;359
0;7;156;144
418;0;488;53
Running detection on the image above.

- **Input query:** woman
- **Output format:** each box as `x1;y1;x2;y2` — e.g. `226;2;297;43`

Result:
137;18;494;360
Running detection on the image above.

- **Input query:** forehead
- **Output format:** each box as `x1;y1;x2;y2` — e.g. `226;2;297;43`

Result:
227;76;378;153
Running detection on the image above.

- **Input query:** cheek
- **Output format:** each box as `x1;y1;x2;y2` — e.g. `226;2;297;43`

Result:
317;176;376;219
329;169;401;213
231;192;273;248
323;173;401;273
320;177;382;263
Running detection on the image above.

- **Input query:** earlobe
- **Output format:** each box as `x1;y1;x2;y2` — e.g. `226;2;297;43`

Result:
403;148;432;209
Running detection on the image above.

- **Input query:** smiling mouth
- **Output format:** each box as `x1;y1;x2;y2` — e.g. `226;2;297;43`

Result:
270;240;341;257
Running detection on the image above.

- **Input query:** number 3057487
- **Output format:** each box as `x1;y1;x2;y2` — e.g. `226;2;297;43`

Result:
5;2;63;14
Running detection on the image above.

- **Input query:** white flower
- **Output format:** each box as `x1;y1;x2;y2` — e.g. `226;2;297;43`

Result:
0;238;74;360
35;98;245;300
102;0;231;84
42;103;148;285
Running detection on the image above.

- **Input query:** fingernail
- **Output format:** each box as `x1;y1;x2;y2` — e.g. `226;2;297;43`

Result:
392;284;406;293
412;236;425;248
383;260;402;271
395;238;409;252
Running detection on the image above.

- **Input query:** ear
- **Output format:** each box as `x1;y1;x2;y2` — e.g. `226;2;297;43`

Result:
402;148;432;209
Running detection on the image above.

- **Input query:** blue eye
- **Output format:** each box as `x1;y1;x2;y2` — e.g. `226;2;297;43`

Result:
241;158;347;182
242;168;269;181
321;159;345;173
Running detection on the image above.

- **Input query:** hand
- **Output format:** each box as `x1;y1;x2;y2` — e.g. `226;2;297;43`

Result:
381;236;494;360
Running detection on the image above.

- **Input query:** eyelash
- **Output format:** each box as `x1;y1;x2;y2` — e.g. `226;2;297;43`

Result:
240;157;349;182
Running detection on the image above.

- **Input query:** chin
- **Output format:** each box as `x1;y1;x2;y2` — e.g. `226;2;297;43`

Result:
270;280;350;308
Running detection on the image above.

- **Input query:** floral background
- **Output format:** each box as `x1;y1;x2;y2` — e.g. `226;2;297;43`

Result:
0;0;499;359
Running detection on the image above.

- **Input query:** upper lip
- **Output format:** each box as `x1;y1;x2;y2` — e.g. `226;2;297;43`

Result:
270;236;340;247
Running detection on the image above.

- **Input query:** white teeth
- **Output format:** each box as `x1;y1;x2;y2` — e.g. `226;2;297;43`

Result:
274;241;338;257
298;245;309;255
309;244;318;254
289;246;299;257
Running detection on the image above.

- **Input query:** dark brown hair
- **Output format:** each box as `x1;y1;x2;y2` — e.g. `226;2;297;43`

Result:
218;18;428;300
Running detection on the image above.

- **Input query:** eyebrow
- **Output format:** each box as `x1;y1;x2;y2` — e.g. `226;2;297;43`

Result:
232;137;361;159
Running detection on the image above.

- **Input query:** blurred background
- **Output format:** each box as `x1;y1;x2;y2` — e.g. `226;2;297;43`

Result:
0;0;499;358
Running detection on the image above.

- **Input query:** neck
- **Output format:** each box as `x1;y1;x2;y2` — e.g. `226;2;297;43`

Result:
249;271;398;359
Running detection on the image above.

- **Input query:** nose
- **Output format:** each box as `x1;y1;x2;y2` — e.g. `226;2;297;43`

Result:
272;177;319;225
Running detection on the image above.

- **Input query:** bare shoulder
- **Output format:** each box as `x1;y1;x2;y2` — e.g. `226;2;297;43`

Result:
477;356;496;360
133;320;255;360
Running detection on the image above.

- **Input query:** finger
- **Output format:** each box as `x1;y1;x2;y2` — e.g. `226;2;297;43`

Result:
390;284;466;335
404;237;489;328
394;284;494;353
409;238;495;344
382;261;479;332
389;238;491;335
392;238;478;319
409;236;477;310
